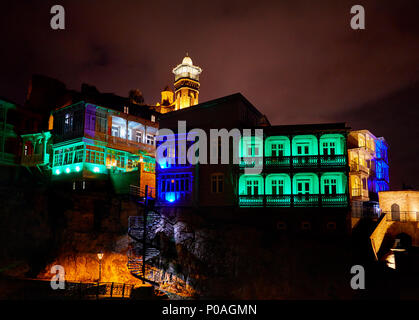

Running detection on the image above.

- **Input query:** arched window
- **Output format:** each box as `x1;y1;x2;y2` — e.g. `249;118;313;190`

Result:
292;135;318;156
321;172;346;195
351;176;361;197
391;203;400;221
265;174;291;195
319;134;345;155
293;173;319;194
239;175;264;195
264;136;290;157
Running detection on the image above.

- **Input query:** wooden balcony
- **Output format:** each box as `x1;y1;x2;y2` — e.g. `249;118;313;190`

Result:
85;132;155;154
239;193;348;208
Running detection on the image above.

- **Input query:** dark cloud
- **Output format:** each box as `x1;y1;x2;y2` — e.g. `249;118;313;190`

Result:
0;0;418;188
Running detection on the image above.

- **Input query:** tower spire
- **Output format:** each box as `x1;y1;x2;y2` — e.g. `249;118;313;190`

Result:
172;55;202;111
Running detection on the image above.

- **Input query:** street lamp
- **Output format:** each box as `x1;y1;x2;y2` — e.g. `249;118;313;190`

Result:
97;252;104;282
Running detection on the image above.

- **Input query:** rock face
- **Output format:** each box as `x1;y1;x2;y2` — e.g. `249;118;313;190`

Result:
133;208;355;299
0;167;354;299
38;250;142;285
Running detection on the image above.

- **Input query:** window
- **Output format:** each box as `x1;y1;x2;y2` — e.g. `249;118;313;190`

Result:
53;149;63;166
24;144;29;156
124;106;129;114
271;179;284;195
326;222;336;230
296;143;309;155
96;115;107;133
271;143;284;157
63;148;73;165
112;126;120;137
151;115;156;122
74;146;84;163
146;134;155;145
296;180;310;194
85;146;105;165
362;178;367;190
324;178;337;195
211;174;224;193
352;177;361;196
64;113;73;133
247;143;260;157
246;179;259;195
135;131;143;143
160;174;191;202
301;221;311;230
322;142;336;155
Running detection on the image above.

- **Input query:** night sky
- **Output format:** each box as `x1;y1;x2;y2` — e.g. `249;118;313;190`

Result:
0;0;418;189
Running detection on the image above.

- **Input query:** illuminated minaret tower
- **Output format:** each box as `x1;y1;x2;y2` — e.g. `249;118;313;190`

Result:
172;54;202;111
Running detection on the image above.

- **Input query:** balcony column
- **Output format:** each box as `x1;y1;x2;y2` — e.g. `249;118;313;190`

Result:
318;172;322;207
290;172;294;208
126;119;129;142
289;134;293;170
316;133;321;168
344;132;350;206
262;173;266;207
42;134;48;162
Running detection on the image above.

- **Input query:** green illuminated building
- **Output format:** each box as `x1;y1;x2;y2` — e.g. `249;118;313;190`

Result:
48;101;158;192
238;124;349;208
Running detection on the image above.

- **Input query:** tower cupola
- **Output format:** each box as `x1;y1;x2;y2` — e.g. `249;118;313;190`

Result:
172;54;202;110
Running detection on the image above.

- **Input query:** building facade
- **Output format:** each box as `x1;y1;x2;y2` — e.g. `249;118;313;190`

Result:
47;101;157;193
155;94;350;233
348;130;390;218
238;124;349;209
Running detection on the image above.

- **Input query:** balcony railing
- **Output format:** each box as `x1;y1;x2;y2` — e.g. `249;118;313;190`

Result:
350;162;369;174
351;188;362;197
241;155;346;169
239;195;264;207
86;132;155;153
266;194;292;207
239;157;264;168
265;156;291;168
385;211;419;222
239;193;348;208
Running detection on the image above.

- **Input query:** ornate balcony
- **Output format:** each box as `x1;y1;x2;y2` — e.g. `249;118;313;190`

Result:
239;157;264;168
292;156;319;168
265;156;291;168
320;155;347;167
239;194;348;208
240;155;347;169
266;194;292;207
238;195;264;207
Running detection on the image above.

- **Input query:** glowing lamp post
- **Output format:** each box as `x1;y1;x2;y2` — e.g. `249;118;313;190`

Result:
97;252;104;282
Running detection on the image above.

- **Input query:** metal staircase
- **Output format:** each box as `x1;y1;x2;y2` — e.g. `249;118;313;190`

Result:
127;185;160;285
